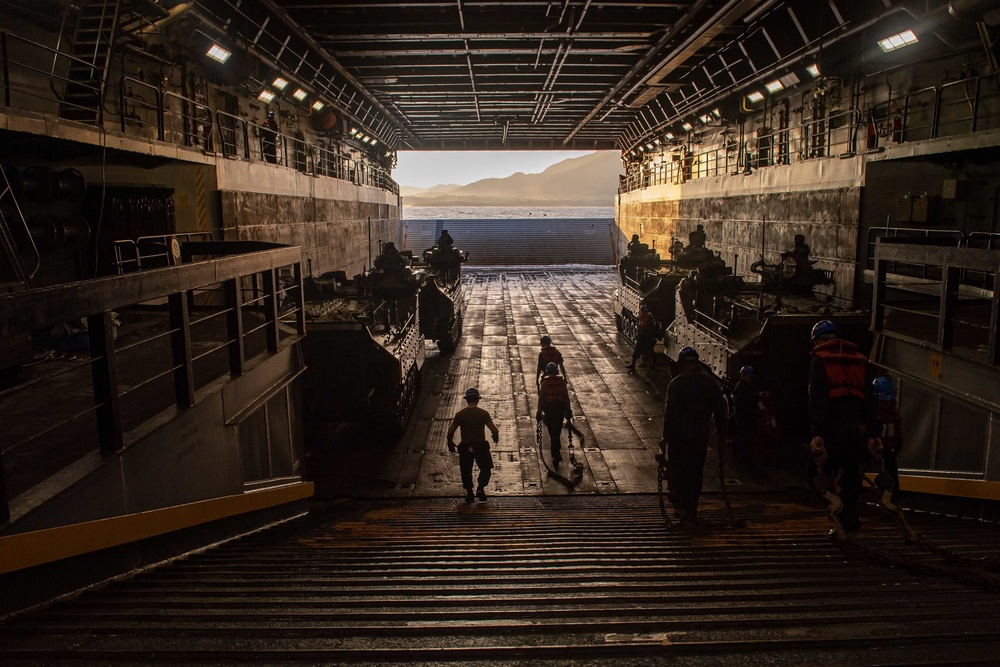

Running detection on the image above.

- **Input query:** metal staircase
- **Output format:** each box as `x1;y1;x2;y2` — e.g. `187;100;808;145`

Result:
55;0;168;124
3;494;1000;664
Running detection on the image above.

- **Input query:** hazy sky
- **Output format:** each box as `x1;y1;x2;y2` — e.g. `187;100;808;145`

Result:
394;150;596;188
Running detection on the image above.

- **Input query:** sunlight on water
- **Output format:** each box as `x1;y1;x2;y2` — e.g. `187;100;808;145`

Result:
403;206;614;220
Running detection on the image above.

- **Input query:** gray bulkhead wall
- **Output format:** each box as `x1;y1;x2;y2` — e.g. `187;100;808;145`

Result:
617;157;864;305
216;161;400;278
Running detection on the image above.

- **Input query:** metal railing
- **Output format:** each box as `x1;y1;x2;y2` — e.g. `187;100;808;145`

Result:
112;231;215;274
620;109;861;193
869;73;1000;149
0;29;398;196
623;72;1000;194
0;241;304;525
0;29;101;118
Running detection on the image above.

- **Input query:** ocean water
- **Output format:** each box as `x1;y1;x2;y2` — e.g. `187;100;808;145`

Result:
403;205;614;220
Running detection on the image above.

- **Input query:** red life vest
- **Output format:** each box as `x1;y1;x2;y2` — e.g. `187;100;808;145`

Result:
812;339;867;400
539;375;569;406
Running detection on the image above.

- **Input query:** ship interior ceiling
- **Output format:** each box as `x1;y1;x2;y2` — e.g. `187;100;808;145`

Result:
6;0;1000;662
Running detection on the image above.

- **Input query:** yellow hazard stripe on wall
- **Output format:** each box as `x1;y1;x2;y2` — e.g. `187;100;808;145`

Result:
195;167;210;233
0;482;313;575
876;474;1000;501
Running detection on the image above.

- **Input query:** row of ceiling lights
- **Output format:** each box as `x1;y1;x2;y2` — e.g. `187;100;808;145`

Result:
205;42;380;146
629;28;920;158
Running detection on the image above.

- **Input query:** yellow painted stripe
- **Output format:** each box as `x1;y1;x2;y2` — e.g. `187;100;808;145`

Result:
0;482;313;575
896;474;1000;501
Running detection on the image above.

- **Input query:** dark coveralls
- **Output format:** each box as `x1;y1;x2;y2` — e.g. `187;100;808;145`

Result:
448;405;499;492
538;374;571;463
808;339;878;532
662;368;728;518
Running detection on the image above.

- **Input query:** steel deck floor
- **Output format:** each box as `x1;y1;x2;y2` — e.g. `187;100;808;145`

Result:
313;265;787;499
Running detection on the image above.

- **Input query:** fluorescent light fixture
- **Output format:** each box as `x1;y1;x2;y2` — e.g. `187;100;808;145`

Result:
681;122;693;131
711;108;721;118
349;127;359;135
878;29;918;53
746;91;764;103
293;89;308;101
638;145;645;152
257;90;275;103
806;63;820;78
645;143;654;150
779;72;800;88
699;114;711;124
764;79;784;93
653;138;660;145
272;77;289;90
665;132;675;140
206;44;231;63
312;100;325;111
362;135;371;143
354;131;364;138
370;139;378;146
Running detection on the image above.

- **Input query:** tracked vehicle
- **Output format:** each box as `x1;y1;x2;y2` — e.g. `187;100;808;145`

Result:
662;250;869;456
415;243;468;354
613;235;715;344
300;246;425;440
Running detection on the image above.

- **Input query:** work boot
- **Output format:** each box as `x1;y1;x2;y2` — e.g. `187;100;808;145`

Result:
476;486;488;502
465;489;475;504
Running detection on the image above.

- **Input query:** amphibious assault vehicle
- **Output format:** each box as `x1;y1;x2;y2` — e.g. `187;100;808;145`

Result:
613;232;715;344
414;242;468;354
300;245;425;440
662;250;869;457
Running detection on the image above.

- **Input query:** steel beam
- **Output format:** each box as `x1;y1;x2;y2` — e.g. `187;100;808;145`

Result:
88;311;123;453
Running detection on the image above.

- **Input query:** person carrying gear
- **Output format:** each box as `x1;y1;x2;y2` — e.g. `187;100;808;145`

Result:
871;376;903;504
447;387;500;503
781;234;813;278
808;320;880;538
536;335;567;390
659;346;728;523
538;363;572;465
732;365;761;459
627;303;658;372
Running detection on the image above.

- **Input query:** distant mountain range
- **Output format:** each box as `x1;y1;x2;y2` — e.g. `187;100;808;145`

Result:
400;151;622;207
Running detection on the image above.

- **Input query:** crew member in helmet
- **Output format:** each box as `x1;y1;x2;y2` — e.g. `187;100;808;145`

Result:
732;365;761;458
538;363;572;465
659;346;728;523
627;303;658;373
447;387;500;503
536;335;567;390
871;376;903;504
808;320;880;538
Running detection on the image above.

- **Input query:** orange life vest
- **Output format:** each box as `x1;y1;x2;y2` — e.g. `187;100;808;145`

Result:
812;339;867;400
